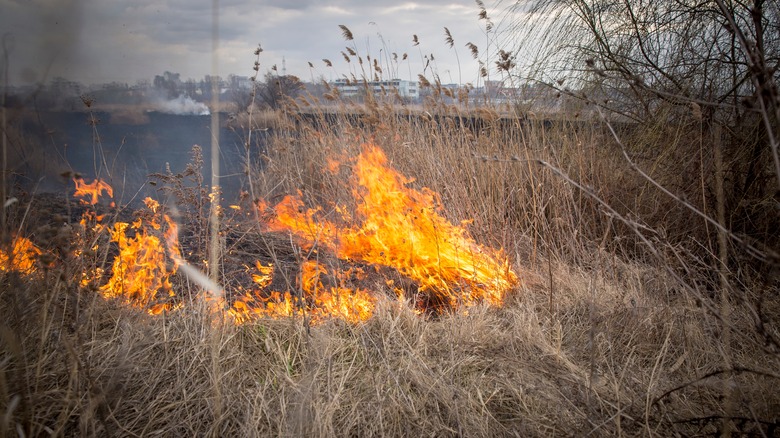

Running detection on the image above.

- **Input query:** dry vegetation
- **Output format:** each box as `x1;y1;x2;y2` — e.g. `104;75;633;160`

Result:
1;96;778;436
3;4;780;436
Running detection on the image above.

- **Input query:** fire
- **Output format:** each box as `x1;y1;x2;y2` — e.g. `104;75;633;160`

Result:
73;177;114;205
6;144;517;324
225;143;519;324
300;260;376;323
229;290;298;324
258;143;518;314
252;261;273;288
0;236;42;275
227;260;376;324
2;181;180;316
101;197;179;315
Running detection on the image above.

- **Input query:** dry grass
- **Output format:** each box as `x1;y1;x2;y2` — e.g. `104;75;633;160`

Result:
2;90;779;437
3;248;776;436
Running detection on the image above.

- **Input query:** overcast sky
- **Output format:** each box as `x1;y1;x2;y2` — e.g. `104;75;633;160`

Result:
1;0;500;86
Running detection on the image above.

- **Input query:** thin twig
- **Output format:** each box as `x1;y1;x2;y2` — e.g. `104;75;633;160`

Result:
597;107;778;266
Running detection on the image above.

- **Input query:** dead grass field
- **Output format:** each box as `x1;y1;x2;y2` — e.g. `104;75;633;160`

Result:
2;95;779;437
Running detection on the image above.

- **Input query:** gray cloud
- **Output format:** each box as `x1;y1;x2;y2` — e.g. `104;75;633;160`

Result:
1;0;494;86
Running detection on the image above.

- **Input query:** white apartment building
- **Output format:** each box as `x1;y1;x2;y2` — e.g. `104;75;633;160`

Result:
331;79;419;100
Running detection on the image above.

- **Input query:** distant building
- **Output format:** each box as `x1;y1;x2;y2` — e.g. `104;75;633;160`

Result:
331;79;361;98
330;79;419;100
228;75;254;90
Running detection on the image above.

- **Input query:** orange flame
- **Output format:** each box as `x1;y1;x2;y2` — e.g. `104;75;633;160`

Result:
100;198;178;315
229;291;299;324
227;260;376;324
11;148;517;325
252;261;274;288
73;178;114;205
0;236;42;275
258;143;518;314
300;260;376;323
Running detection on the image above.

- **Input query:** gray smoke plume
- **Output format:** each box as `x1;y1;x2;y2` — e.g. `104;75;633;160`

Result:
154;95;210;115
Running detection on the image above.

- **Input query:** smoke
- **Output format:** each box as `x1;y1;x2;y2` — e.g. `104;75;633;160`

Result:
154;95;210;115
0;0;87;85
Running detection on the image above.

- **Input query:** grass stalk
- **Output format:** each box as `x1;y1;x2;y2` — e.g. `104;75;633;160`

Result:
208;0;222;294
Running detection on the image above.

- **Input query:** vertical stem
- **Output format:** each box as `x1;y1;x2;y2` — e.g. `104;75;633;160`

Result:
1;34;9;243
713;123;732;437
245;65;258;223
209;0;222;294
208;1;224;432
548;251;554;317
